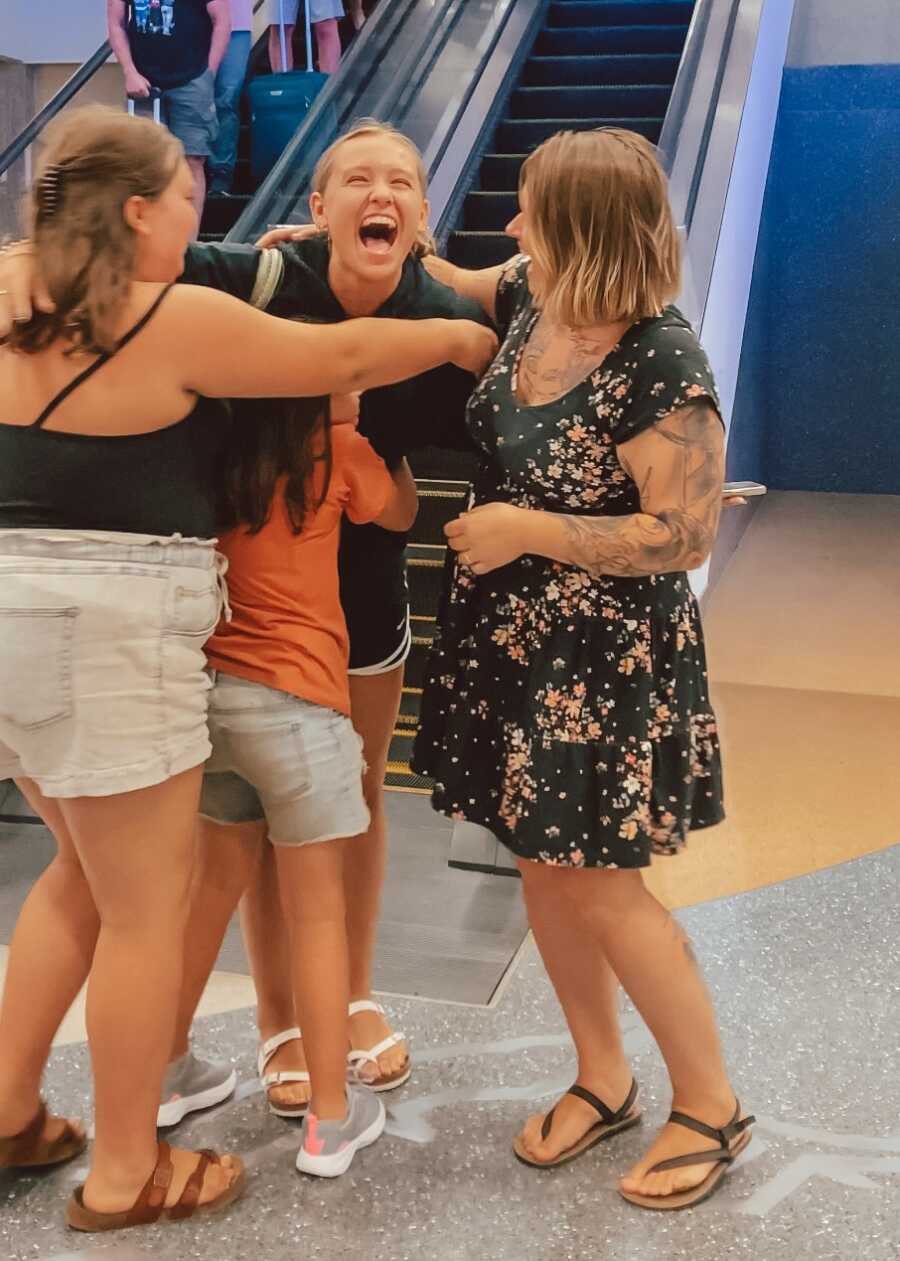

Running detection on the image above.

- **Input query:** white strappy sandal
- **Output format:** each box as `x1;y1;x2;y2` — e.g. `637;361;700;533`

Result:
347;1001;411;1092
257;1028;310;1118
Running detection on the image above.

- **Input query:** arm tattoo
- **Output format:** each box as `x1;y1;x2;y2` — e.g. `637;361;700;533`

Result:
556;402;724;578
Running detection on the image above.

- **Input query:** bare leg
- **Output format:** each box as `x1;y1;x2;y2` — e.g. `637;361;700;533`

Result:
314;19;341;73
274;838;350;1120
518;861;743;1198
238;666;407;1102
170;817;263;1061
239;842;309;1109
62;769;239;1213
347;0;365;30
345;667;408;1083
515;857;634;1162
268;23;296;72
0;779;97;1145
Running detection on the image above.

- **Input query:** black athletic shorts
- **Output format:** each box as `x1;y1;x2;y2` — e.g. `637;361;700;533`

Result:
339;520;411;675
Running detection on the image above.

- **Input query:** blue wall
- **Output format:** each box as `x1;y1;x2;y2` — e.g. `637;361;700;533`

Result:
729;63;900;493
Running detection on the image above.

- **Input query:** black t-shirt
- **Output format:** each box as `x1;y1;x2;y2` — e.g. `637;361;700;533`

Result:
127;0;212;91
182;235;492;466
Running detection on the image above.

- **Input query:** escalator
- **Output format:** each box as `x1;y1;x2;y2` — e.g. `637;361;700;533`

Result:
448;1;694;269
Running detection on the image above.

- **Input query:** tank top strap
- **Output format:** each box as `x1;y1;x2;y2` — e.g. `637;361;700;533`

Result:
32;284;176;429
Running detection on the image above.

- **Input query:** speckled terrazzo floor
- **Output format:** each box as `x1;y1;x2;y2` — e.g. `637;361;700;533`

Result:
2;845;898;1261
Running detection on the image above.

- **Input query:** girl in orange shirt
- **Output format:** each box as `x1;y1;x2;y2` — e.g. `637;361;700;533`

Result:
198;386;413;1175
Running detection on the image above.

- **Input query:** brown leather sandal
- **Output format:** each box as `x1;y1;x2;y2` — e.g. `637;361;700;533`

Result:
619;1101;755;1211
512;1080;642;1169
0;1101;86;1170
66;1140;245;1233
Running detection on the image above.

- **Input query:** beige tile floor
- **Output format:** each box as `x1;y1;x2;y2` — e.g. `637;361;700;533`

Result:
646;491;900;911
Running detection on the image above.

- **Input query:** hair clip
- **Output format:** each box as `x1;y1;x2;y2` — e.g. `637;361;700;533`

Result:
38;165;65;219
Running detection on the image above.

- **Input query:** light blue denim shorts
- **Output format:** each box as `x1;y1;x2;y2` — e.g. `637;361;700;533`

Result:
0;529;227;798
200;674;370;845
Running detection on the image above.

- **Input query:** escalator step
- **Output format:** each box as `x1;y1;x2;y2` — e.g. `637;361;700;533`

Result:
201;194;253;237
510;84;673;119
384;765;431;794
497;116;663;150
479;153;529;191
463;191;519;232
548;2;694;26
404;634;435;689
407;554;448;620
414;482;469;545
448;231;520;270
537;23;690;55
522;53;680;86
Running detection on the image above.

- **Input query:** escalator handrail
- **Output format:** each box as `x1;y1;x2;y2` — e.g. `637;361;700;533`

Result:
0;42;113;179
658;0;742;232
0;0;270;182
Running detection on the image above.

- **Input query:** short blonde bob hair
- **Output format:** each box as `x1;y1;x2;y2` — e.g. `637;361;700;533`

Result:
6;105;182;357
520;128;680;327
312;119;436;258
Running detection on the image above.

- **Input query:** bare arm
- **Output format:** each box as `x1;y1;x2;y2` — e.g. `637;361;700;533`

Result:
168;285;497;399
374;459;419;533
421;256;506;324
444;403;725;577
107;0;150;95
206;0;231;74
539;403;725;576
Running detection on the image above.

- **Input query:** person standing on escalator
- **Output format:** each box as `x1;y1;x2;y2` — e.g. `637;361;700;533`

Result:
266;1;346;75
107;0;231;218
208;0;253;196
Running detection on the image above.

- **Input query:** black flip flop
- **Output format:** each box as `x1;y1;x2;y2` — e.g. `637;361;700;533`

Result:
513;1080;642;1169
619;1101;755;1211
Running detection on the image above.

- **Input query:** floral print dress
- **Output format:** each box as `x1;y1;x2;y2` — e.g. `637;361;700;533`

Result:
412;258;725;868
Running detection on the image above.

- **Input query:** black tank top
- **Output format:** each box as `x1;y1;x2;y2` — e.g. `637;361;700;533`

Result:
0;287;227;538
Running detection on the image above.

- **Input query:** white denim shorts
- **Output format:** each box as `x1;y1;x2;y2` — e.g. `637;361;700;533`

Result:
0;530;227;799
200;673;370;845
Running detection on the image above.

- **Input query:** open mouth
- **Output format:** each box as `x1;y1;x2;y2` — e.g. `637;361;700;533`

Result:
359;214;398;257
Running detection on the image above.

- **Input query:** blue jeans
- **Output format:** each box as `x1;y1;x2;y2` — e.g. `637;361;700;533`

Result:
209;31;252;189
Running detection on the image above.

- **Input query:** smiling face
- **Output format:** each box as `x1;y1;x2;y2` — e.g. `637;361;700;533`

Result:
309;133;430;282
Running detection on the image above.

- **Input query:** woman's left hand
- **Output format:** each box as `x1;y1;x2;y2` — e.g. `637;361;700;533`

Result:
445;503;528;574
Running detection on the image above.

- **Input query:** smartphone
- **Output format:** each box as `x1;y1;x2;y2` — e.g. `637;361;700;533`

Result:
722;481;767;498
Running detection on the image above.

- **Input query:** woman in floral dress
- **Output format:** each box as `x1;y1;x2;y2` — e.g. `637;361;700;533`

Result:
414;129;753;1211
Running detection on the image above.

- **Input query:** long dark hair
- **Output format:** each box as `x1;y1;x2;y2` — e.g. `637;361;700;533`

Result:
218;394;333;535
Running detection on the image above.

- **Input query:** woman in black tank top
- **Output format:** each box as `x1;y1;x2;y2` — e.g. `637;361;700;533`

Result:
0;105;494;1232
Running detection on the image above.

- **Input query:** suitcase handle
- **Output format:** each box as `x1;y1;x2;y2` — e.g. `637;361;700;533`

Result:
127;87;162;125
278;0;314;73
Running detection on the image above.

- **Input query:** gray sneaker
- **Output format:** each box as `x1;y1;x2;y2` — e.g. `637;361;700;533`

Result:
295;1085;386;1178
157;1051;237;1127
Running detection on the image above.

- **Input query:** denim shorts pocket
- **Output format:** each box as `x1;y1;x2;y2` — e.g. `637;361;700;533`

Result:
166;584;221;637
0;607;78;729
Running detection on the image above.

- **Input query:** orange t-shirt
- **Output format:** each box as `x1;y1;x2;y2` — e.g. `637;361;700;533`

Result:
206;426;393;716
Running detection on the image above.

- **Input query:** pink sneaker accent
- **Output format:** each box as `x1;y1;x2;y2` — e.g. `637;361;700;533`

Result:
304;1114;325;1156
